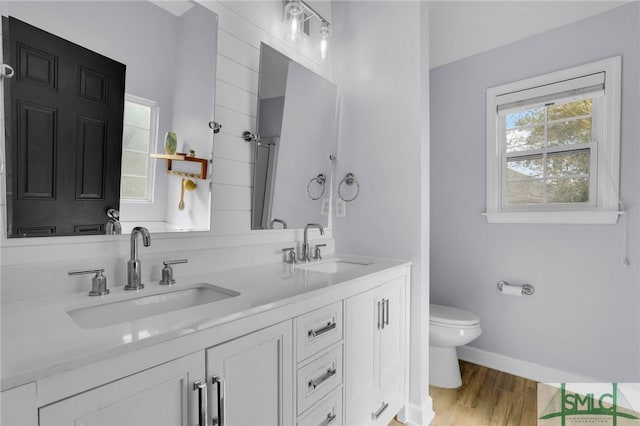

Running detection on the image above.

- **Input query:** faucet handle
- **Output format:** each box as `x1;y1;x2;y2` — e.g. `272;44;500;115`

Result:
282;247;297;264
313;244;327;260
69;268;109;296
159;259;188;286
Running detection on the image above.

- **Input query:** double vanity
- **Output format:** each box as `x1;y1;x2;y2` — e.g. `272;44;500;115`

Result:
1;254;410;426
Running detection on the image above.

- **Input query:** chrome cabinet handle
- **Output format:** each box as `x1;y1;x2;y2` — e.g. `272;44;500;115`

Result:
193;380;208;426
377;300;383;329
212;375;225;426
308;321;336;338
308;367;337;390
384;299;389;327
321;412;337;426
371;401;389;421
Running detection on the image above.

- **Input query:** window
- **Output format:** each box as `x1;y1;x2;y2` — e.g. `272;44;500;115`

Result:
120;95;158;202
486;57;621;224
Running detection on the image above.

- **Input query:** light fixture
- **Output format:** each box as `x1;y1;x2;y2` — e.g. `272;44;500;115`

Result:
283;0;331;60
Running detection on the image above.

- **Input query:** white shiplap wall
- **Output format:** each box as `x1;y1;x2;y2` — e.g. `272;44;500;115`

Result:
0;0;335;300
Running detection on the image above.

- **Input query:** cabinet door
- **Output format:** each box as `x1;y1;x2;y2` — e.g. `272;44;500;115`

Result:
207;321;293;426
1;382;37;426
39;351;205;426
344;287;380;426
377;277;406;424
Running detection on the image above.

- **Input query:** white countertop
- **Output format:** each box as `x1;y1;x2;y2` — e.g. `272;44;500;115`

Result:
1;255;409;392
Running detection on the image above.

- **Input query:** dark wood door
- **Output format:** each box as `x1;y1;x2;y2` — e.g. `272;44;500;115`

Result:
3;17;126;237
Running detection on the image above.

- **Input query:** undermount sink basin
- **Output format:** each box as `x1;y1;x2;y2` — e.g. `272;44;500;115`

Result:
67;283;240;329
296;259;371;274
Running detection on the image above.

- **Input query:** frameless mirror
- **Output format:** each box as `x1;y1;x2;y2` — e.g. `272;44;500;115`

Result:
252;43;337;230
2;0;217;237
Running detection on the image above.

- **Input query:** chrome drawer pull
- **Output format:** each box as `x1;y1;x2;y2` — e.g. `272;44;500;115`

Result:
321;412;337;426
308;367;337;390
192;380;208;426
308;321;337;338
377;301;383;329
371;401;389;421
212;375;225;426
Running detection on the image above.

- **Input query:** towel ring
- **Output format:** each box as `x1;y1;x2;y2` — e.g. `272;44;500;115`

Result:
307;174;326;200
338;173;359;202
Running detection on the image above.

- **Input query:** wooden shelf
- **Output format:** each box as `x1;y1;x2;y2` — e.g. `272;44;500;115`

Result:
150;153;208;179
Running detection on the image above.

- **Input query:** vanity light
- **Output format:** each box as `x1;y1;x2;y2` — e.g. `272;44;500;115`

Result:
283;0;331;59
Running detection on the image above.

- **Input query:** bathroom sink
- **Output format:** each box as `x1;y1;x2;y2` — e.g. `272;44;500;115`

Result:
296;259;371;274
67;283;240;329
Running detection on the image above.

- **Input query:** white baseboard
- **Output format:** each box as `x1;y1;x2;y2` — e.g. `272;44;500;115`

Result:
457;345;596;383
399;397;435;426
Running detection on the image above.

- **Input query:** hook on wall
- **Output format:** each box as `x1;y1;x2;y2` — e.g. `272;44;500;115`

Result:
209;121;222;134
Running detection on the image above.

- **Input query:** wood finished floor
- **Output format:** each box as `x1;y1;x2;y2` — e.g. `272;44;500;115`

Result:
389;361;538;426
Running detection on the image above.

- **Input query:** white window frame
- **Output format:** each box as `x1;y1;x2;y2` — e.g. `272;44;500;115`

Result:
120;94;158;203
485;56;622;224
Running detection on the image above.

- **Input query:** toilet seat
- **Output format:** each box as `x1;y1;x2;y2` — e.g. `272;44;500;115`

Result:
430;304;479;327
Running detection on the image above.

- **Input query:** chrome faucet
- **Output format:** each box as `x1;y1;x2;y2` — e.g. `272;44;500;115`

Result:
125;227;151;290
301;223;324;262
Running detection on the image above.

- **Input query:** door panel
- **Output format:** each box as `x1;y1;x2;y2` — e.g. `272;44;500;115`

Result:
4;16;125;237
344;287;380;425
17;101;56;199
379;278;406;417
75;116;107;199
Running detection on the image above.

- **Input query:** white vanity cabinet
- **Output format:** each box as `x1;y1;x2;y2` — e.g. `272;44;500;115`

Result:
1;259;411;426
344;277;407;426
39;351;205;426
206;320;294;426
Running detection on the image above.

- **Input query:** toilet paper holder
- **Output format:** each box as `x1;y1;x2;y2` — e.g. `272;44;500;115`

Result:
497;280;535;296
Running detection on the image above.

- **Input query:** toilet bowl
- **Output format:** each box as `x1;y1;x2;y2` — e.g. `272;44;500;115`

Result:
429;304;481;389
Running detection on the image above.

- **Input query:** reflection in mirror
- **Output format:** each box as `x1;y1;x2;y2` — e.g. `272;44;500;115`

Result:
252;43;337;230
3;1;218;237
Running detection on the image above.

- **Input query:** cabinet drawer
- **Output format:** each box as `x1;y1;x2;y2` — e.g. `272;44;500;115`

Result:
297;345;343;415
295;301;343;362
297;387;343;426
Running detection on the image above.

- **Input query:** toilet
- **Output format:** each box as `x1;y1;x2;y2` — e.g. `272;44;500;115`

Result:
429;304;482;388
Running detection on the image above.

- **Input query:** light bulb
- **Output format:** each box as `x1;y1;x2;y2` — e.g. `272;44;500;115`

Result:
319;20;330;60
290;15;299;41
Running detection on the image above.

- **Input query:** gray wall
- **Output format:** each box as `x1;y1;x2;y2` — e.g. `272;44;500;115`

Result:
333;1;432;421
430;2;639;381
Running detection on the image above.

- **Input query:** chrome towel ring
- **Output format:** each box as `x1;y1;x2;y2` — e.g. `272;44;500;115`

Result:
307;174;326;200
338;173;359;202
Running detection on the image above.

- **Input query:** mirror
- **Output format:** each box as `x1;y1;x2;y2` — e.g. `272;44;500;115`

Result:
251;43;337;230
2;0;218;237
